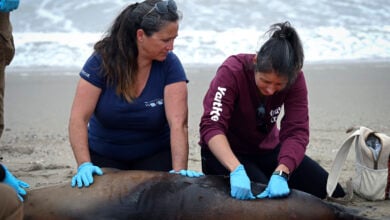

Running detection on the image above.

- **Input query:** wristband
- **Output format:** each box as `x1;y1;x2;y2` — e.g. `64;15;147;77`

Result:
272;170;289;180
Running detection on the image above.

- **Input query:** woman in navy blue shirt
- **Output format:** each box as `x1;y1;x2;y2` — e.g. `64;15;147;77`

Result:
69;0;202;188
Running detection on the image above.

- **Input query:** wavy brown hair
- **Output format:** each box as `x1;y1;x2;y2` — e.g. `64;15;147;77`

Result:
94;0;180;102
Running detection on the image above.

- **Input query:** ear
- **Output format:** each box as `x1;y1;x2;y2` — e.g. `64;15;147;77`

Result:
253;54;257;64
136;29;145;42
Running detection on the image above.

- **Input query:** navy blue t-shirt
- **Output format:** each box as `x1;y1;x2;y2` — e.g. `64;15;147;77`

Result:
79;52;187;161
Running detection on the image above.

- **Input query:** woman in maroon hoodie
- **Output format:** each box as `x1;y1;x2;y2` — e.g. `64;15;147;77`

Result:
199;22;345;200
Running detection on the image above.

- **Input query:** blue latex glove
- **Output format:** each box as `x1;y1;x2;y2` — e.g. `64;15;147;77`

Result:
257;174;290;198
2;164;30;202
169;169;204;178
229;164;255;200
0;0;20;12
71;162;103;188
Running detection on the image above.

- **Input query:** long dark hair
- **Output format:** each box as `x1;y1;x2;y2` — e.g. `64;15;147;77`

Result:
94;0;180;102
255;21;304;86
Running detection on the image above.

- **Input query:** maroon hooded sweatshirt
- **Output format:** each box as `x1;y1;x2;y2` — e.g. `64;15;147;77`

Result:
199;54;309;172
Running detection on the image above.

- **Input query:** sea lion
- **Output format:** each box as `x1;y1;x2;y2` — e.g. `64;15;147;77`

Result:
23;169;368;220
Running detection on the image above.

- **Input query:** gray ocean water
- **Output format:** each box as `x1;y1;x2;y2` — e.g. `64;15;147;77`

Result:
8;0;390;69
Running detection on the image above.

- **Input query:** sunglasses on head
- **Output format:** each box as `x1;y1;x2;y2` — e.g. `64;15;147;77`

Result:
145;0;177;16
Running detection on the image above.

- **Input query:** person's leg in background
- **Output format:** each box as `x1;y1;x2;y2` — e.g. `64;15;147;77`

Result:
0;11;15;138
0;50;5;139
0;11;24;220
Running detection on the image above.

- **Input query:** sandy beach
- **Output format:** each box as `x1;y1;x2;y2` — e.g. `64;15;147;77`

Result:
1;61;390;219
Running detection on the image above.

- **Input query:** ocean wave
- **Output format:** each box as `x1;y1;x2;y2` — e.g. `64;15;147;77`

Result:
8;0;390;68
